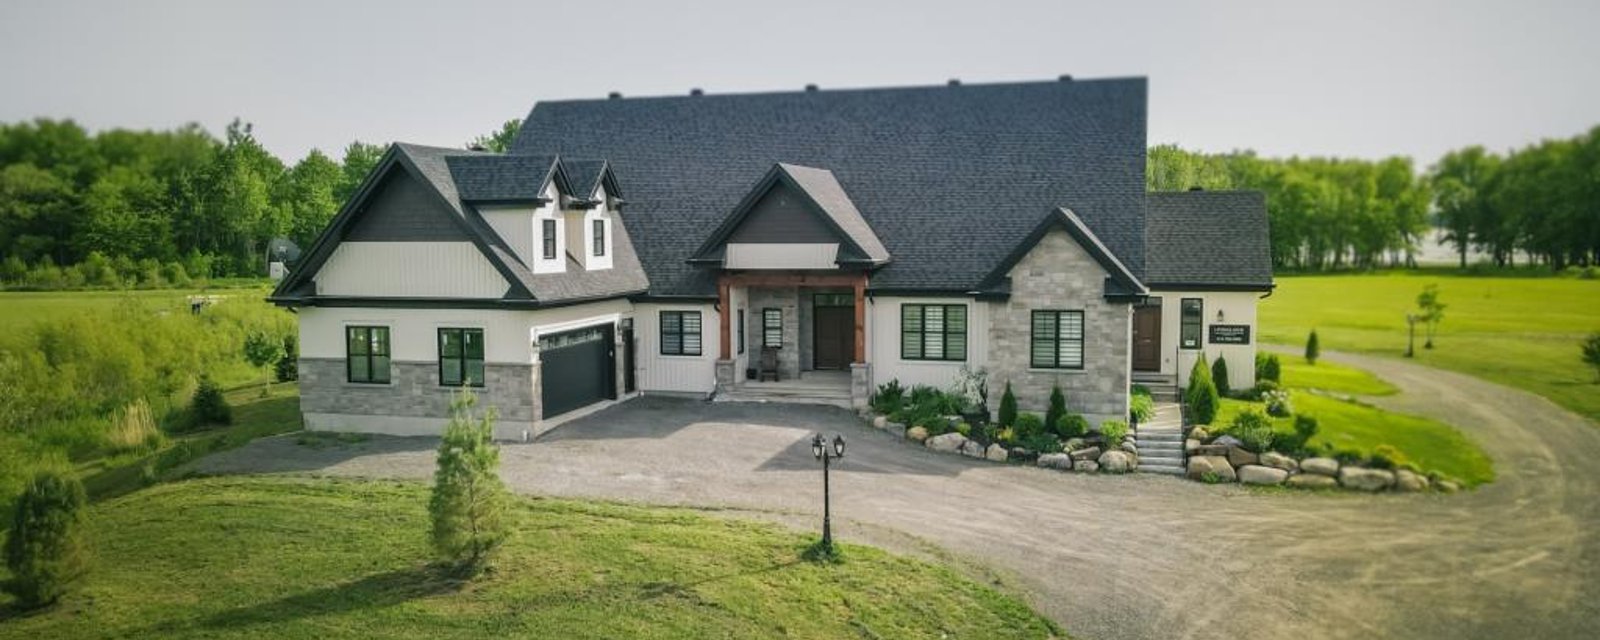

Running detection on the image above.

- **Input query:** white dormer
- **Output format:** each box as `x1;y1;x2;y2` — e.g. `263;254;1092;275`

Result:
586;185;614;271
532;182;566;274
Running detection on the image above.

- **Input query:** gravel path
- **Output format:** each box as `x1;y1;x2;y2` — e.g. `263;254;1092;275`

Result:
198;351;1600;639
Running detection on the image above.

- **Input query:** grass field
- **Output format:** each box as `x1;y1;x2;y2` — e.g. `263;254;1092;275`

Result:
1277;359;1399;397
0;286;271;332
1260;273;1600;423
0;477;1057;639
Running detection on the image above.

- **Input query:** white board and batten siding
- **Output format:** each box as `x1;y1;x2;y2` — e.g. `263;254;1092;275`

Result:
313;242;508;299
724;243;839;270
632;302;720;395
1153;289;1260;391
867;296;991;390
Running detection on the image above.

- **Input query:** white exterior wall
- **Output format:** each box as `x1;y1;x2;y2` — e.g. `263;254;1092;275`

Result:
299;306;538;365
586;185;615;271
313;242;508;298
1154;290;1260;391
633;302;720;395
481;204;536;266
866;296;990;390
532;184;566;274
730;286;750;377
724;243;839;269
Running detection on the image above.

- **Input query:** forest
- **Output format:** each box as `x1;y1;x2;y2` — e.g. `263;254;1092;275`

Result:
0;117;1597;287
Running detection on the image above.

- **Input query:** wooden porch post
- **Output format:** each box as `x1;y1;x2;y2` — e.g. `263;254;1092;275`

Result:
852;274;866;364
718;275;732;360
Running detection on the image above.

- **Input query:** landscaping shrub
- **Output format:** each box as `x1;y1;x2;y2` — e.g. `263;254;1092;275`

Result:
188;376;232;427
1582;332;1600;383
105;398;164;455
430;389;511;573
1369;444;1411;470
1185;355;1219;425
1055;413;1088;440
1227;408;1275;453
1129;389;1155;423
955;422;972;437
1014;413;1046;441
1211;356;1231;397
1099;420;1129;448
1255;352;1282;383
1246;379;1280;400
274;334;299;382
4;469;90;609
1044;386;1067;433
1018;432;1063;454
997;382;1018;427
1333;448;1365;465
1263;389;1294;417
1277;414;1320;455
1305;329;1320;365
871;379;906;414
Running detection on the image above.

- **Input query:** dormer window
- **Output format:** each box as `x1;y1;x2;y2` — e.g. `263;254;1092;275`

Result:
593;219;606;257
542;219;557;260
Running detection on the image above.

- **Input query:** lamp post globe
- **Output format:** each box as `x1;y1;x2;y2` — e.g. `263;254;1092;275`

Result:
812;433;824;460
833;434;846;458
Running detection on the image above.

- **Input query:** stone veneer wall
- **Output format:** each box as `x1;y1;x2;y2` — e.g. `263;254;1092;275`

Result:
986;228;1132;424
299;358;537;436
746;286;801;380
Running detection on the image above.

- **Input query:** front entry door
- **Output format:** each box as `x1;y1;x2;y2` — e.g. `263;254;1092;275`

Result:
813;294;855;370
1132;302;1162;372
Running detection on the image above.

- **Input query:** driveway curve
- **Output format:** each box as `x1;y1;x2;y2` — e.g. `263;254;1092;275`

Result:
200;351;1600;640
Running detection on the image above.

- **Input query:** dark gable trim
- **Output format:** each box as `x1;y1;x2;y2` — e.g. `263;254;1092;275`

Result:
1145;282;1276;293
688;164;881;268
269;144;536;306
628;293;718;305
978;207;1148;300
273;289;645;311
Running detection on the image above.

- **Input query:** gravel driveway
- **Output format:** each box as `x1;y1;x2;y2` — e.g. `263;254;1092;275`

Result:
198;351;1600;640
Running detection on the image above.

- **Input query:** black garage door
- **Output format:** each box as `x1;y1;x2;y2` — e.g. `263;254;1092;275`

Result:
540;324;615;419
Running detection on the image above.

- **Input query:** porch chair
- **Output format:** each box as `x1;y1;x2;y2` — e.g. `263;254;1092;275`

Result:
758;346;780;382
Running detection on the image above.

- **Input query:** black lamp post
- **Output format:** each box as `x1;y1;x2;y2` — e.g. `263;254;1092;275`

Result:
811;433;846;549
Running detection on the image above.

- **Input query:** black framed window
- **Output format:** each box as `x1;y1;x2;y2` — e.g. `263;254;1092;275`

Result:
762;308;783;348
1031;310;1085;369
438;328;485;387
592;219;605;256
901;304;967;361
660;311;702;356
1180;298;1204;350
737;309;745;354
542;219;557;259
346;326;390;383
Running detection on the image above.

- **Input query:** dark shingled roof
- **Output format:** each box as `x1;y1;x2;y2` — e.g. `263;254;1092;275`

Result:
446;154;559;202
509;77;1149;296
1144;191;1273;290
561;159;611;200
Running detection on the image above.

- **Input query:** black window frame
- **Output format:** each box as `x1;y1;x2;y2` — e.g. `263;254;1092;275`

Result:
737;308;746;355
1031;310;1085;370
659;310;703;356
438;327;486;387
900;304;967;362
592;218;606;257
762;308;783;348
542;218;557;260
346;325;391;384
1180;298;1204;350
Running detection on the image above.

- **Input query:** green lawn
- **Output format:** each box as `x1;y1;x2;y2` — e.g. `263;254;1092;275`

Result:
1260;273;1600;423
0;284;270;333
0;477;1058;639
1278;359;1398;397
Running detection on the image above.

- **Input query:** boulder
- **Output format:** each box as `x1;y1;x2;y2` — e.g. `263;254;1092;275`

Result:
1300;457;1340;477
1063;437;1088;452
1238;465;1289;486
1186;455;1236;482
884;422;907;439
1098;450;1135;473
926;432;967;453
1119;441;1139;455
1394;469;1428;492
1184;438;1201;453
1037;452;1074;471
1190;427;1211;442
872;415;888;429
1070;446;1102;462
1436;480;1461;493
985;443;1009;462
1214;435;1243;448
1008;447;1038;463
1227;446;1259;468
1286;473;1339;489
906;426;929;442
1339;467;1396;492
1259;451;1299;472
1074;460;1100;473
960;439;988;458
1195;444;1231;457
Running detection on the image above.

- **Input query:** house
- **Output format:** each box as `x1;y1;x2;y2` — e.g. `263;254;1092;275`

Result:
269;77;1273;440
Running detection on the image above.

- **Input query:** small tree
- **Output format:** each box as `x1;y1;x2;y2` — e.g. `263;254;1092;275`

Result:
1582;332;1600;382
274;334;299;382
1185;354;1219;425
4;470;90;609
243;330;284;397
1255;352;1281;383
997;382;1018;428
430;389;511;573
190;375;233;427
1305;329;1321;365
1044;385;1067;432
1417;284;1446;349
1211;355;1231;397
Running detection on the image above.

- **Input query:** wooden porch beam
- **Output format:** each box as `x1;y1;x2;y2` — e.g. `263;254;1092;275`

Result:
717;275;731;360
853;274;866;364
720;272;864;288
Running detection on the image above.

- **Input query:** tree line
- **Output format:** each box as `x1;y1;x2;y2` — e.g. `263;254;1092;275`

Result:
1150;126;1600;271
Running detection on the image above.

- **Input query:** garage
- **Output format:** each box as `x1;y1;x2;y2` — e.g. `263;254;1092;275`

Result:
539;324;616;419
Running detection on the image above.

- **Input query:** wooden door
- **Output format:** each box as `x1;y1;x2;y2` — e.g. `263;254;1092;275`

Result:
1132;304;1162;372
813;304;854;370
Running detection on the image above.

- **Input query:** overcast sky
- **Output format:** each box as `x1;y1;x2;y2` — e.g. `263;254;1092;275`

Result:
3;0;1596;167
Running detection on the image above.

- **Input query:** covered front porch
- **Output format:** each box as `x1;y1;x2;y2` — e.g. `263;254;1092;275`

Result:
714;272;871;408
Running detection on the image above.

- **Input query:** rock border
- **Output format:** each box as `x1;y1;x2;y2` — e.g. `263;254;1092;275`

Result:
862;411;1140;475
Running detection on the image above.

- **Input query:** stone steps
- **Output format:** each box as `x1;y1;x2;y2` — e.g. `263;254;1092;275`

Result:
1136;401;1186;475
1140;464;1185;475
